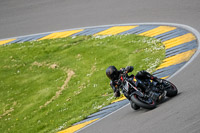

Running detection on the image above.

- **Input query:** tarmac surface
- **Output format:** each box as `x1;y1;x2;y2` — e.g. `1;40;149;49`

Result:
1;0;200;133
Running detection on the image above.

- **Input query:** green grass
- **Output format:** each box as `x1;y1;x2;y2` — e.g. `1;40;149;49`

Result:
0;35;165;133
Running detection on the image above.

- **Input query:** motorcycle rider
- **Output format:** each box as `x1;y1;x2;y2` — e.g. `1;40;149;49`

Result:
106;65;162;97
106;66;162;109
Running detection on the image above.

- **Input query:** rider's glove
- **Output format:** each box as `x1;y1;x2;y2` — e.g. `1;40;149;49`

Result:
150;75;163;84
156;78;163;84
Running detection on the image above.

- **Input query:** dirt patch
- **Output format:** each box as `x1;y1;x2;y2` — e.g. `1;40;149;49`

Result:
32;61;59;69
40;69;75;109
32;61;44;67
49;64;58;69
0;101;17;119
86;64;96;77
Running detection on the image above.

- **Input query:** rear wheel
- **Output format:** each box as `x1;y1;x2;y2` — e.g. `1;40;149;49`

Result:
130;94;156;110
130;101;140;110
163;80;178;97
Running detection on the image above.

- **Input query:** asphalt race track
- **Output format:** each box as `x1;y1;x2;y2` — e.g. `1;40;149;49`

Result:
1;0;200;133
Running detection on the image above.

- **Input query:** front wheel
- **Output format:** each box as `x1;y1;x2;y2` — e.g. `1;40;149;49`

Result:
130;95;156;110
163;80;178;97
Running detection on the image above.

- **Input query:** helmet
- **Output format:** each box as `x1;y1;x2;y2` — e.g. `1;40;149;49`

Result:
106;66;119;80
125;66;134;73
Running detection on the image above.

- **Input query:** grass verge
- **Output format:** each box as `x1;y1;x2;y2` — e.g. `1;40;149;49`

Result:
0;34;165;132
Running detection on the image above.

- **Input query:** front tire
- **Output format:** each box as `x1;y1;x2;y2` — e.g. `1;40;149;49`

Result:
131;95;156;110
163;80;178;97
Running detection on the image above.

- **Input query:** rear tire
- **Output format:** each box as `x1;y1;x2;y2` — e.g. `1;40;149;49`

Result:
131;95;156;110
130;101;140;110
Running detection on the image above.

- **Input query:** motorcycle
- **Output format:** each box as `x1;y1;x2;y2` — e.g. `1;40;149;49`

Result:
117;68;178;110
